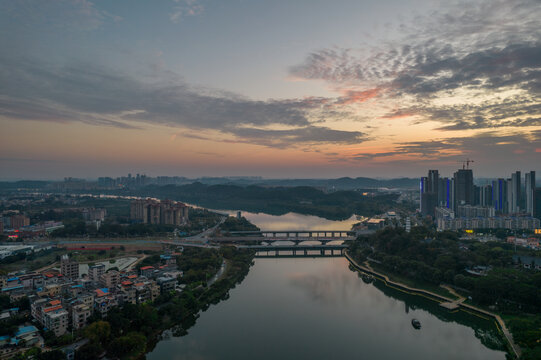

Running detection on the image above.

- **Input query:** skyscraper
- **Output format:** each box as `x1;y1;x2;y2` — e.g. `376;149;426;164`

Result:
453;169;474;207
508;171;521;214
420;170;439;217
492;178;507;213
525;171;536;216
438;177;451;208
479;184;493;207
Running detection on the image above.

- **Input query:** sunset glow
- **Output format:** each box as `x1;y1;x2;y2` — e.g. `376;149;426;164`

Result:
0;0;539;179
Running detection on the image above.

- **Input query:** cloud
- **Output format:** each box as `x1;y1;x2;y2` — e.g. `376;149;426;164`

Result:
290;0;541;131
170;0;204;23
0;0;121;33
0;54;367;148
228;126;366;148
352;131;541;163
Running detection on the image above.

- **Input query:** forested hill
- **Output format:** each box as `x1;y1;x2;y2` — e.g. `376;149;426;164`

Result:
127;183;402;220
191;177;419;189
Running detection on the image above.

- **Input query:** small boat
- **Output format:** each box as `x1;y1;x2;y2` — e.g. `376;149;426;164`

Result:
411;319;421;329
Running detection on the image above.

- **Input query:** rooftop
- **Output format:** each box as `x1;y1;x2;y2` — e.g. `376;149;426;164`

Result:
15;325;38;337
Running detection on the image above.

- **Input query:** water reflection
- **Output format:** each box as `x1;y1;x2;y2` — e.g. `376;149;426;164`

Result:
148;258;506;360
215;210;359;230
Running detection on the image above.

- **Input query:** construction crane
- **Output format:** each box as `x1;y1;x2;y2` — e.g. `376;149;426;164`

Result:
458;158;474;169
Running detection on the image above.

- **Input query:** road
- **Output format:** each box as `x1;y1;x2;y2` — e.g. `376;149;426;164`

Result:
184;216;226;242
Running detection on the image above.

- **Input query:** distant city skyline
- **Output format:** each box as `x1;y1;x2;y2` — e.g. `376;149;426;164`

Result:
1;0;540;179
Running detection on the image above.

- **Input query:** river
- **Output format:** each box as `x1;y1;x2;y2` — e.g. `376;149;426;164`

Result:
213;209;361;230
148;212;507;360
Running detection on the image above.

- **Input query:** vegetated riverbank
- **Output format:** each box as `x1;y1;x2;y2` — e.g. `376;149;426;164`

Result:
347;227;541;360
344;252;519;359
74;247;255;359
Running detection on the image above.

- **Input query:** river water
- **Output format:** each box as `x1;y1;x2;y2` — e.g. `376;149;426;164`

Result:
148;212;506;360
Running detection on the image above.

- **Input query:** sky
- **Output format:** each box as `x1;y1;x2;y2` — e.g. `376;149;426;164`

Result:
0;0;540;180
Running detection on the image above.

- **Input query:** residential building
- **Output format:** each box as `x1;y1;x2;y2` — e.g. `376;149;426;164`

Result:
88;264;105;283
157;277;176;293
492;178;507;213
454;169;474;207
525;171;536;216
72;304;92;330
43;308;69;336
100;270;120;288
81;208;106;221
140;266;155;278
130;199;188;225
10;215;30;229
420;170;439;217
60;255;79;280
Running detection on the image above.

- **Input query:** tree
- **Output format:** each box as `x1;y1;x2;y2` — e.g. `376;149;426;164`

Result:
38;349;66;360
108;332;146;358
76;341;103;360
83;320;111;345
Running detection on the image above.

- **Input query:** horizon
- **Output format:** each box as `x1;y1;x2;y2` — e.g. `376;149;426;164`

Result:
2;170;540;183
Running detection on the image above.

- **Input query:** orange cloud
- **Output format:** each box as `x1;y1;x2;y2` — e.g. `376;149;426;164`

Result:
337;88;380;105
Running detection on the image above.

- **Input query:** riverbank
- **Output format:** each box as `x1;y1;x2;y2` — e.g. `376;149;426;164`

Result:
65;247;255;359
344;251;521;359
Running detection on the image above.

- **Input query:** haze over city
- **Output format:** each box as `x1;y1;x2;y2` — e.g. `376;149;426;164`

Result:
0;0;539;179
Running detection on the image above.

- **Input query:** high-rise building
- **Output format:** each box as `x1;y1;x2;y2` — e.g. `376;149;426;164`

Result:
492;178;507;213
535;188;541;221
507;171;521;214
479;184;493;207
453;169;474;207
525;171;536;216
130;199;188;225
420;170;439;217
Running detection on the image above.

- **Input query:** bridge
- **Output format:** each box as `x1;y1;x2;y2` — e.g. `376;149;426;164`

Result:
210;230;356;245
237;243;348;257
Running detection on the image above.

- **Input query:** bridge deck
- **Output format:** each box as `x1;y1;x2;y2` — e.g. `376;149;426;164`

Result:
237;244;347;250
211;236;355;242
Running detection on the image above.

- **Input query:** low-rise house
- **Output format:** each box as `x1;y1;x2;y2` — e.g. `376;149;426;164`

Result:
100;270;120;288
13;325;40;346
76;292;95;309
72;304;91;330
88;264;105;283
94;288;118;317
118;281;136;305
139;266;154;278
43;308;69;336
156;277;176;293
